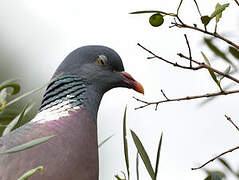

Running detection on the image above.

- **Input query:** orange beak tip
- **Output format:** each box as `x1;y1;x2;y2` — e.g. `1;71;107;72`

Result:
119;71;144;95
135;82;144;95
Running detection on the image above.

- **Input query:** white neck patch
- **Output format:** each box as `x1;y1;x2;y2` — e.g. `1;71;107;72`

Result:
32;99;82;124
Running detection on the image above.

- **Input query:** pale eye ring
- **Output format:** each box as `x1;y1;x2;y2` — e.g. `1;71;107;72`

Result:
97;55;108;66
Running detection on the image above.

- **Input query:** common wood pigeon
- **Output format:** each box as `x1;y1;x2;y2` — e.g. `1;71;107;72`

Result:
0;45;144;180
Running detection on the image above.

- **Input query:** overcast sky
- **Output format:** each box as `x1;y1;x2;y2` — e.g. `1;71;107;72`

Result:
0;0;239;179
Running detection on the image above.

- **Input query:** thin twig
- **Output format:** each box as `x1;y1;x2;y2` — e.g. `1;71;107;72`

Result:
142;43;192;69
191;145;239;170
172;19;239;50
193;0;202;16
234;0;239;6
161;89;169;100
177;53;239;84
225;115;239;132
138;43;239;84
176;0;183;15
133;89;239;110
184;34;192;67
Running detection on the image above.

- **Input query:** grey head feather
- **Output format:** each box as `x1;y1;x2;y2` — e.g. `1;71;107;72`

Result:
53;45;124;78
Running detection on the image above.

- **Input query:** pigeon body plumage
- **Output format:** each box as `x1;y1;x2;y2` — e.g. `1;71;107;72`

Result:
0;46;143;180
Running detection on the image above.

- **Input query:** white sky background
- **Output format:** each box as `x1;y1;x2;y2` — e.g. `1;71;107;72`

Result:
0;0;239;179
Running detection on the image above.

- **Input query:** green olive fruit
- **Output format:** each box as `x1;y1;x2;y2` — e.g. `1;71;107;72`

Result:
149;13;164;27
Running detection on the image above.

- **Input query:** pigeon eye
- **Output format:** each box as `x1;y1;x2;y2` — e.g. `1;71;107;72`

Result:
97;55;107;66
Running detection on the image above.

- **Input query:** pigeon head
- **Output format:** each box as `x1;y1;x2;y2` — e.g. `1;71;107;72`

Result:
53;45;144;95
39;45;144;118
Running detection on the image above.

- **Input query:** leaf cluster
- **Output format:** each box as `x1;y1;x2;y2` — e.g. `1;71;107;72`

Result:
130;2;230;32
115;107;163;180
0;79;54;179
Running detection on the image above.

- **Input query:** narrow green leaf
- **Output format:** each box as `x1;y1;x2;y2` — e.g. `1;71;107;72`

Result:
130;10;161;14
201;52;222;91
204;38;232;64
129;10;171;15
219;66;231;81
114;175;122;180
123;106;130;179
130;130;155;180
0;79;18;86
2;102;34;136
215;3;222;23
5;73;63;108
114;171;126;180
6;83;46;108
0;83;20;96
210;3;229;19
0;135;55;154
0;79;20;111
121;171;127;179
17;166;44;180
114;175;125;180
229;46;239;59
136;152;139;180
218;158;233;173
98;134;114;148
155;133;163;179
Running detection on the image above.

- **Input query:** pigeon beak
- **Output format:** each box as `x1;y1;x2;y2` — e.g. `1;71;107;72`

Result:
119;71;144;94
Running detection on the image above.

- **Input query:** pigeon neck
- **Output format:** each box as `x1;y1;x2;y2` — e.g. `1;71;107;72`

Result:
83;85;104;120
37;74;102;122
